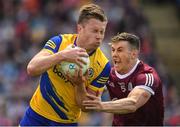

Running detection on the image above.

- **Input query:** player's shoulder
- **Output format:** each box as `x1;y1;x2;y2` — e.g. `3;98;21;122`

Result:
92;48;110;72
58;34;77;50
137;61;155;74
136;61;161;81
49;34;77;42
95;48;109;63
48;35;62;43
60;34;77;41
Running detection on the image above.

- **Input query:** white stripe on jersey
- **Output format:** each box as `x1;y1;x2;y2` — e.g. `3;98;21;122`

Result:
135;85;155;95
147;74;151;86
150;74;154;86
145;74;148;86
145;73;154;87
149;74;152;86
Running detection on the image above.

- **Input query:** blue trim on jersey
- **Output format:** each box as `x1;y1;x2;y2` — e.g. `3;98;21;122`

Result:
91;62;111;88
44;46;55;51
40;72;69;120
44;35;62;53
44;75;68;111
20;106;78;126
89;49;96;56
74;37;77;46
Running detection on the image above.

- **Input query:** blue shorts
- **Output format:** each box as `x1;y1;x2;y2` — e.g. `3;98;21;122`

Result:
19;106;78;126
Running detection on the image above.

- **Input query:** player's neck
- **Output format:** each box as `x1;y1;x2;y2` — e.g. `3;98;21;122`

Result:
76;36;84;48
129;59;138;71
76;36;94;55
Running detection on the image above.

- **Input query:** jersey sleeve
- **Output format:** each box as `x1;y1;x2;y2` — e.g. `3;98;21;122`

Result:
43;35;62;54
88;62;111;92
134;72;160;95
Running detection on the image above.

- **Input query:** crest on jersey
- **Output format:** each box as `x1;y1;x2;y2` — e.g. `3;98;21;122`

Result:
108;80;115;87
88;68;94;78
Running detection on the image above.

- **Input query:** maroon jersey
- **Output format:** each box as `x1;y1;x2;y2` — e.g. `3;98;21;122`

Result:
106;60;164;126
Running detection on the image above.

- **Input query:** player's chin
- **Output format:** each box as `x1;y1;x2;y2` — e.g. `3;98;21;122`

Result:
94;43;100;48
115;66;122;73
96;44;101;48
114;64;119;70
90;46;98;51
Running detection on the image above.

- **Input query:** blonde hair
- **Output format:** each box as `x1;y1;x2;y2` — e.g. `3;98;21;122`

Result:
78;4;107;24
111;32;140;51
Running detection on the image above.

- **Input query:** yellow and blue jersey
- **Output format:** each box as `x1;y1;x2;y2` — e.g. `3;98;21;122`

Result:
30;34;111;123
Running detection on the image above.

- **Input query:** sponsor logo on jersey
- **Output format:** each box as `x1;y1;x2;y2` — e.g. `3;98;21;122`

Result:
53;65;73;85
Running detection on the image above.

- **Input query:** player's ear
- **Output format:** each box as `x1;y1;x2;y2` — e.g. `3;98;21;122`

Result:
131;49;138;59
77;24;82;33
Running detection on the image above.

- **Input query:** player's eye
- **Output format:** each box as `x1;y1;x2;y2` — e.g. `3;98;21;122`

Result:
117;47;123;52
100;30;104;35
93;29;98;33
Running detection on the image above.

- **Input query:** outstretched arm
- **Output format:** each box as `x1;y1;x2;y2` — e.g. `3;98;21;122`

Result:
69;62;110;111
83;87;151;114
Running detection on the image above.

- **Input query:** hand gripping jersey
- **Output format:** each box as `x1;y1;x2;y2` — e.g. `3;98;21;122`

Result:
106;60;164;126
30;34;111;123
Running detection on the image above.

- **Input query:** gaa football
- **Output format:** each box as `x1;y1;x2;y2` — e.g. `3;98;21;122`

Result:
60;44;90;76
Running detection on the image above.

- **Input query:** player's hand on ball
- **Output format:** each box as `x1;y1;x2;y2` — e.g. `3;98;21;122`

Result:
60;45;90;77
65;68;88;86
60;44;90;79
60;45;89;68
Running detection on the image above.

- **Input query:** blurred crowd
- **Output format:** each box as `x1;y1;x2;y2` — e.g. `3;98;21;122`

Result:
0;0;179;125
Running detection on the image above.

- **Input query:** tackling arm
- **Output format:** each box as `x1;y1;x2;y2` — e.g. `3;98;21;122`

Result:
75;84;101;112
83;87;151;114
74;61;110;111
69;69;101;112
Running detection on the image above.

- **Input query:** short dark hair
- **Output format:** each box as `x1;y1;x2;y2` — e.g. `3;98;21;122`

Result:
78;4;107;24
111;32;140;51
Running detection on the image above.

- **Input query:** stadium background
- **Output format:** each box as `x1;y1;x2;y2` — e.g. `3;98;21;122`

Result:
0;0;180;125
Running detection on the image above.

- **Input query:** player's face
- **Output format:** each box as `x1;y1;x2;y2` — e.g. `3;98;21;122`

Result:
111;41;135;74
77;18;107;52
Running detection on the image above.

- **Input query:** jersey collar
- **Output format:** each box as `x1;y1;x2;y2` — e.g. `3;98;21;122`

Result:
88;50;96;56
115;59;140;79
74;37;77;46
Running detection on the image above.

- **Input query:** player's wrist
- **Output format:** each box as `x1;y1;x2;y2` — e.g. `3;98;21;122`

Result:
100;102;108;111
56;51;66;62
74;81;85;88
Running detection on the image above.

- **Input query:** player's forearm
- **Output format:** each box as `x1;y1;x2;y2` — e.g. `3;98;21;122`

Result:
74;83;88;111
101;98;137;114
27;53;64;76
